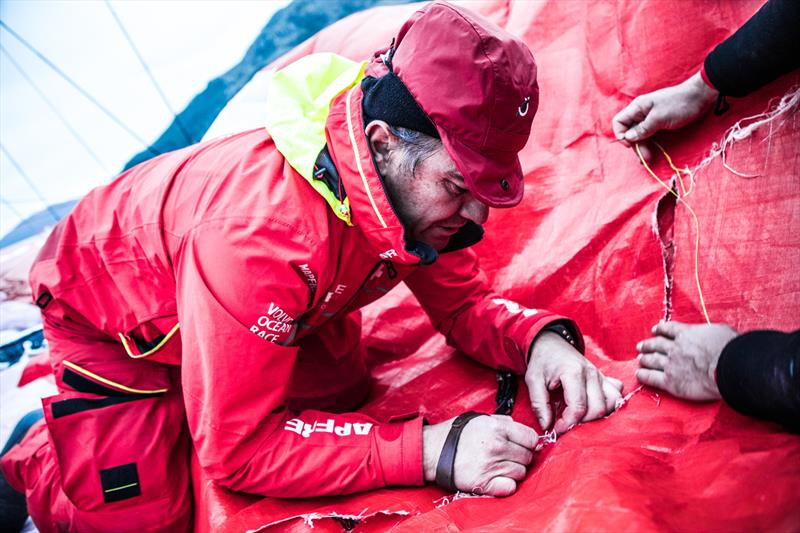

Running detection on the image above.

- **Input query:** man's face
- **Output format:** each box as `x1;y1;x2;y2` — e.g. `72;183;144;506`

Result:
380;140;490;251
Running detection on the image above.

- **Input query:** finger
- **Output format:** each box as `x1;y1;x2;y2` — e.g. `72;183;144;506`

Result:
502;419;539;451
602;378;622;413
612;100;650;140
501;440;535;466
495;461;528;482
555;371;588;433
624;106;661;142
611;108;633;140
617;137;633;148
638;352;669;371
636;336;673;355
612;122;633;147
611;109;630;141
605;376;623;391
636;368;668;391
652;320;688;339
482;476;517;497
582;368;606;421
528;374;553;430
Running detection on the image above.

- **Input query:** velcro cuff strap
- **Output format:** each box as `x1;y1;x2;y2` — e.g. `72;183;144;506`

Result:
434;411;486;491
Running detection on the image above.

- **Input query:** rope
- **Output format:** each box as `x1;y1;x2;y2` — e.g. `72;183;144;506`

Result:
1;45;111;174
0;20;160;157
104;1;193;145
0;144;61;224
0;197;26;220
635;142;711;324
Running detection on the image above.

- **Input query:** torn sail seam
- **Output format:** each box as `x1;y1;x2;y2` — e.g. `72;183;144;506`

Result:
635;142;710;323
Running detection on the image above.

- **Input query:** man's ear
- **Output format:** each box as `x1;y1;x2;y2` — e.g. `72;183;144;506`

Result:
365;120;393;172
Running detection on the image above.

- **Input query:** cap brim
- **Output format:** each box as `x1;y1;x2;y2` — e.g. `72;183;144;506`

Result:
440;133;524;208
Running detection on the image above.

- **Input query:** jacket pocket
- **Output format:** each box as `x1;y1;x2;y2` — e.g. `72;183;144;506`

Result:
41;382;191;531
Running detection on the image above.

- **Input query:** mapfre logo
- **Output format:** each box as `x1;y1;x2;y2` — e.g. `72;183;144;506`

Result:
318;284;347;314
295;263;317;293
492;298;539;318
379;249;398;260
284;418;373;438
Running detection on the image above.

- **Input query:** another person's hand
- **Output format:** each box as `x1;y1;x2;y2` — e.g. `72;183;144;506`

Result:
422;414;537;496
526;332;623;434
636;320;738;400
612;72;718;162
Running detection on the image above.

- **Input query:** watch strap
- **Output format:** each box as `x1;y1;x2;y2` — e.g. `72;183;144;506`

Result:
434;411;485;491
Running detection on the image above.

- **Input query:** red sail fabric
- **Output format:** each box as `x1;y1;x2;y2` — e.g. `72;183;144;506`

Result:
194;1;800;530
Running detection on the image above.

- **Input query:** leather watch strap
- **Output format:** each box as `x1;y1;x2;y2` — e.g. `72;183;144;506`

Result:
435;411;486;491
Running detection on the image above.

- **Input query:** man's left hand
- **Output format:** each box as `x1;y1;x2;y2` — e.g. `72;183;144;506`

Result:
636;320;738;401
526;332;623;434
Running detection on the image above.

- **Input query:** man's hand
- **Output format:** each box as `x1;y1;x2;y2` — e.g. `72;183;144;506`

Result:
526;332;623;434
636;320;738;401
422;414;537;497
612;72;718;162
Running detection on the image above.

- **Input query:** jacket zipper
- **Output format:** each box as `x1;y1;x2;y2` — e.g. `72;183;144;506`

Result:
329;260;397;320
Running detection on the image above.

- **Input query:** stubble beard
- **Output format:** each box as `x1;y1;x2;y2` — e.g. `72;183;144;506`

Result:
379;157;423;245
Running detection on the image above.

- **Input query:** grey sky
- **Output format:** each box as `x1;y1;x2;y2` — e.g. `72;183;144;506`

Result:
0;0;288;239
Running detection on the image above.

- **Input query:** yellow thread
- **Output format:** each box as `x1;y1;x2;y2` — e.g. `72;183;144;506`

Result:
118;323;180;359
635;143;711;324
345;86;388;229
63;360;168;395
104;482;138;493
654;141;694;197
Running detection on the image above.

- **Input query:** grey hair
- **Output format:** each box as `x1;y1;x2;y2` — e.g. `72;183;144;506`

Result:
387;125;441;177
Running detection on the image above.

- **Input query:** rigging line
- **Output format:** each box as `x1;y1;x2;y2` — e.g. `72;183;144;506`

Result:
0;20;161;157
1;45;112;175
0;197;26;220
104;1;193;145
0;144;61;224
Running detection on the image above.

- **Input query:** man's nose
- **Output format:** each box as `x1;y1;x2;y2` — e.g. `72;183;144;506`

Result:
460;195;489;225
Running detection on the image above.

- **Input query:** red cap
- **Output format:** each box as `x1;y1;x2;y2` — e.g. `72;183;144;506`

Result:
365;1;539;208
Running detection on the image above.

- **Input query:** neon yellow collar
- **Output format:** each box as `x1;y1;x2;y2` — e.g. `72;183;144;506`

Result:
264;53;367;225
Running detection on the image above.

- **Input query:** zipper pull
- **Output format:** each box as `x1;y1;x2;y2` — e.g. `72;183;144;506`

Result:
384;260;397;279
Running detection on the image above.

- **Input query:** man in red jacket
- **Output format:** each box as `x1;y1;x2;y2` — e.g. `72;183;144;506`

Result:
1;2;622;531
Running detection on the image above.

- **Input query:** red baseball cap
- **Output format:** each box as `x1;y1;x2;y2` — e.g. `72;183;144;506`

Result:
365;1;539;208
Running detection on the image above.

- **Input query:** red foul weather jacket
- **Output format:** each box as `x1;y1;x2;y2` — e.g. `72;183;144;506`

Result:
23;54;580;498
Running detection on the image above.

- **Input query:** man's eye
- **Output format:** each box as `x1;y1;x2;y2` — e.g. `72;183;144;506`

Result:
444;181;468;196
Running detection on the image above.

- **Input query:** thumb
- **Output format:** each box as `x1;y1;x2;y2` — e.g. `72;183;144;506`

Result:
482;476;517;497
624;111;663;142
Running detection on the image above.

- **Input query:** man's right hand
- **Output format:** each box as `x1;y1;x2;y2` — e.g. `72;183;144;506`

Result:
422;414;537;497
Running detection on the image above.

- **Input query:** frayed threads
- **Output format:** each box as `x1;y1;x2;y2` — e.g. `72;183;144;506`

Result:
434;490;491;508
615;384;643;410
695;85;799;177
535;428;558;451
